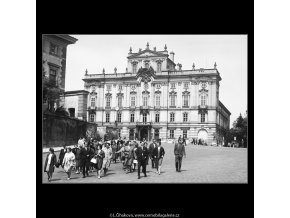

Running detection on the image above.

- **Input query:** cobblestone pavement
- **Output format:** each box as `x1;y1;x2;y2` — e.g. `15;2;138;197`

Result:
42;143;247;183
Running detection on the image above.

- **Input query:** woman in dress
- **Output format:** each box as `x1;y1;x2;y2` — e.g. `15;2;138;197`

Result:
94;144;105;179
44;148;57;182
102;143;112;176
62;147;75;180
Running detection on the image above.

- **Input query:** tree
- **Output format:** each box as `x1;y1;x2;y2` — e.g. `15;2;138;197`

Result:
55;106;69;117
231;112;247;147
43;74;64;111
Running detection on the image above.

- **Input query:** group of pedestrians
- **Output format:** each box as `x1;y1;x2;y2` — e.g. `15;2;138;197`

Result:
44;136;186;182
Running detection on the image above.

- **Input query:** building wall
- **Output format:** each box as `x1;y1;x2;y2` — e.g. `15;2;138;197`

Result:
82;47;230;144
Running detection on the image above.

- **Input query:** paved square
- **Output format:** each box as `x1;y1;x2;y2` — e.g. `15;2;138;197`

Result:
42;143;247;183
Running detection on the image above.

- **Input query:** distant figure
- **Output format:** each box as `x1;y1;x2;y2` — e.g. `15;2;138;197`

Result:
174;138;186;172
44;148;57;182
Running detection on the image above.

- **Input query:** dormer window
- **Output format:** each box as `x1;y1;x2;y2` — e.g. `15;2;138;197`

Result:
157;62;162;73
132;63;137;73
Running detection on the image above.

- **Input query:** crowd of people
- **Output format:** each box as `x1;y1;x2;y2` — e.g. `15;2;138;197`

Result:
44;136;186;182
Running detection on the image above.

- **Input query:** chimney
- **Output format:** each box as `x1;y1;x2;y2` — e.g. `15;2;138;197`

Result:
170;52;175;62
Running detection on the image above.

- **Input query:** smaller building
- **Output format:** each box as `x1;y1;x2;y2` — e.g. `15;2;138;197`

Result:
60;90;89;120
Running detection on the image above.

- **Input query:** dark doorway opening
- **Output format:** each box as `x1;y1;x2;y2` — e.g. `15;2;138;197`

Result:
68;108;75;118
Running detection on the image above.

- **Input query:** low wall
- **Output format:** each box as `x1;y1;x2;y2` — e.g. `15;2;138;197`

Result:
43;112;98;148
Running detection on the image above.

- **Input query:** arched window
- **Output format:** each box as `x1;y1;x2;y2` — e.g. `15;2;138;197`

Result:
145;62;149;69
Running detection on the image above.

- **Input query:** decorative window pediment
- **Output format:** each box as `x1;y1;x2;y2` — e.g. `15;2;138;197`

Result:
116;93;124;97
130;91;137;95
182;91;190;95
169;90;177;95
105;93;112;97
142;90;150;95
155;90;161;94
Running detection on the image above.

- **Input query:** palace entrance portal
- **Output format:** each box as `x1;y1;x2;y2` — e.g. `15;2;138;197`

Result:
136;124;152;141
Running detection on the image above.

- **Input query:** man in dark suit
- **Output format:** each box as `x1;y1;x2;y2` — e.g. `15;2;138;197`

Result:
79;142;91;178
152;140;165;175
136;142;149;179
174;138;186;172
58;145;66;168
148;139;157;168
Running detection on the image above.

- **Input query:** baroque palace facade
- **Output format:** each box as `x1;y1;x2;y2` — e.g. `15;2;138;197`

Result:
81;43;230;145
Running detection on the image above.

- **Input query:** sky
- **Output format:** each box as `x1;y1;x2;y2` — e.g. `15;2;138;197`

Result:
65;35;247;127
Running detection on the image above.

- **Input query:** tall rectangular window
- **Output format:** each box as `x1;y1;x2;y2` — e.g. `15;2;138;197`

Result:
183;95;189;107
184;82;189;89
130;113;135;123
106;113;110;123
183;113;188;122
117;113;122;122
90;114;95;122
118;85;122;91
155;113;160;122
170;95;175;107
145;62;149;69
133;64;137;73
118;96;122;107
143;96;148;106
131;96;135;107
201;113;205;123
106;97;111;107
170;113;175;122
170;130;174;138
171;83;175;89
106;85;111;91
143;114;147;123
183;130;187;139
201;95;206;106
91;97;95;107
155;95;160;107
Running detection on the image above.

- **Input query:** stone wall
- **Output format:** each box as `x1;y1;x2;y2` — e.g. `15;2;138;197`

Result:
43;112;98;148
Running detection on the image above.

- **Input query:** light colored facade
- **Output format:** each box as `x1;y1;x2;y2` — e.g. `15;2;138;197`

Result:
60;90;89;120
83;43;231;144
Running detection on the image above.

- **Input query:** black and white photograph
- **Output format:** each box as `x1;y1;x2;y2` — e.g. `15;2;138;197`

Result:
42;35;247;184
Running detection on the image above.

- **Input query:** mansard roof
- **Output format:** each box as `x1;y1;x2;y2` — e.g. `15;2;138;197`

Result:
127;49;168;59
